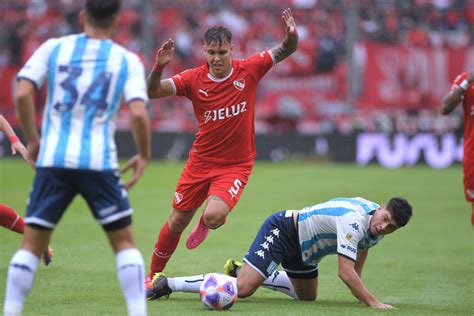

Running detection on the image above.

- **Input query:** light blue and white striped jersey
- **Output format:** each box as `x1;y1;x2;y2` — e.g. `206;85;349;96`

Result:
297;197;383;266
17;33;149;171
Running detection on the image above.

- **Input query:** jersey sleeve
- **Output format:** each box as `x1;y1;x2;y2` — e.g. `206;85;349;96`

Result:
357;235;383;252
123;53;149;104
241;50;275;82
17;38;60;89
335;215;364;261
450;72;468;91
170;68;196;98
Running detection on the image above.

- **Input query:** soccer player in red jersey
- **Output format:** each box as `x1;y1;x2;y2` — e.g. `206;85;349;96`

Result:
441;70;474;226
0;114;28;235
145;8;298;289
0;114;53;264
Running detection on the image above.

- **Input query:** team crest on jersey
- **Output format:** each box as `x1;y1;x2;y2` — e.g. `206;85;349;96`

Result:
174;192;183;204
345;233;353;241
233;79;245;91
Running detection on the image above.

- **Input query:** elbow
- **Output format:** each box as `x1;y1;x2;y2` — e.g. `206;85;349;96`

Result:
129;101;149;120
338;268;351;282
14;90;31;107
298;293;317;301
439;106;448;116
130;107;148;122
147;89;156;99
439;105;449;116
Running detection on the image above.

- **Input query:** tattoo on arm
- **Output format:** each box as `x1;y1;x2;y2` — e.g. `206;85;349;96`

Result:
440;88;463;115
272;35;298;63
147;71;162;97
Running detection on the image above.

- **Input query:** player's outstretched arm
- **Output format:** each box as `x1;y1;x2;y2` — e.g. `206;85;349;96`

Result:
338;255;395;309
15;79;40;165
0;114;28;160
121;99;151;190
147;39;175;99
354;250;368;278
440;70;474;115
270;8;299;64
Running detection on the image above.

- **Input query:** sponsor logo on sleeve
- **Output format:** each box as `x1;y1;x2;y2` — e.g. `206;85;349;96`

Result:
341;244;356;253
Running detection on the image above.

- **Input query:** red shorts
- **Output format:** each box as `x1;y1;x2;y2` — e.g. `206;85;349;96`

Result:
172;156;254;211
463;162;474;202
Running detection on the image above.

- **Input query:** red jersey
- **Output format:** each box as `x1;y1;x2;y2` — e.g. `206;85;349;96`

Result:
169;50;275;164
451;72;474;161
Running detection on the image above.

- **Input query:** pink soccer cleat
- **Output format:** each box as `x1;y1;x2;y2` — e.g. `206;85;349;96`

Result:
186;219;209;249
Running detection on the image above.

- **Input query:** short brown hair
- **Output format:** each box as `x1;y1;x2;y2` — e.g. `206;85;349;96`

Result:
204;26;232;46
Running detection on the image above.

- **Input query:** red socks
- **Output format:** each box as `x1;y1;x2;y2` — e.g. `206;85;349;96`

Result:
149;221;181;277
0;204;24;234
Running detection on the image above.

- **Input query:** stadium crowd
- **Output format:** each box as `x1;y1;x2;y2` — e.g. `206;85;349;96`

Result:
0;0;471;135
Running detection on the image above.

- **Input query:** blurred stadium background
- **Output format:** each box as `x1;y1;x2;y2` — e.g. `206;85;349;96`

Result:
0;0;471;168
0;1;472;315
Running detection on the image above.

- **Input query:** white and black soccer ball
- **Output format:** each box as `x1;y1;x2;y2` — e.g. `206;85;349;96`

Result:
199;273;237;310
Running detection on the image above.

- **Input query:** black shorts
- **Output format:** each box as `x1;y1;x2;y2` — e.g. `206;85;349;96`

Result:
244;210;318;280
26;168;132;231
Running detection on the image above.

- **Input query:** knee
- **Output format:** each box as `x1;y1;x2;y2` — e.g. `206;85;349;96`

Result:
298;294;316;301
202;212;226;229
296;292;317;301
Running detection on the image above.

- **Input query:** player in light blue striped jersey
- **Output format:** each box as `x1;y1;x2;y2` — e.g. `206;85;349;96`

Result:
4;1;150;315
147;197;412;309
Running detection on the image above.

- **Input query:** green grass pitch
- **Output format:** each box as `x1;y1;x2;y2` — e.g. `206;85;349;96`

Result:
0;159;472;315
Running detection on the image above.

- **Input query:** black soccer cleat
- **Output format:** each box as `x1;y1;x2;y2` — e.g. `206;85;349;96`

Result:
146;273;172;301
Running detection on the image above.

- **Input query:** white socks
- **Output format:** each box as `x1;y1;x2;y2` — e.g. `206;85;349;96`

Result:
4;248;147;316
116;248;146;316
168;274;206;293
166;271;297;300
261;271;298;299
4;249;40;316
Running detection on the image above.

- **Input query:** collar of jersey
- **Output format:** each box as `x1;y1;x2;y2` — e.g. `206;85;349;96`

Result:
207;67;234;82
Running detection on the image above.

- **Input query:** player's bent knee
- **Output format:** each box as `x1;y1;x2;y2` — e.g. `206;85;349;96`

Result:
202;213;226;229
236;286;257;298
297;293;317;301
236;280;258;298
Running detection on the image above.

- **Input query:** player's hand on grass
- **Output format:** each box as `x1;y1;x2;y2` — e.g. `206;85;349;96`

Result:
154;39;174;68
121;154;148;190
371;302;395;309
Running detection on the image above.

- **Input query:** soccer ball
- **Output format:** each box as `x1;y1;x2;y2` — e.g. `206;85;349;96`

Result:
199;273;237;310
